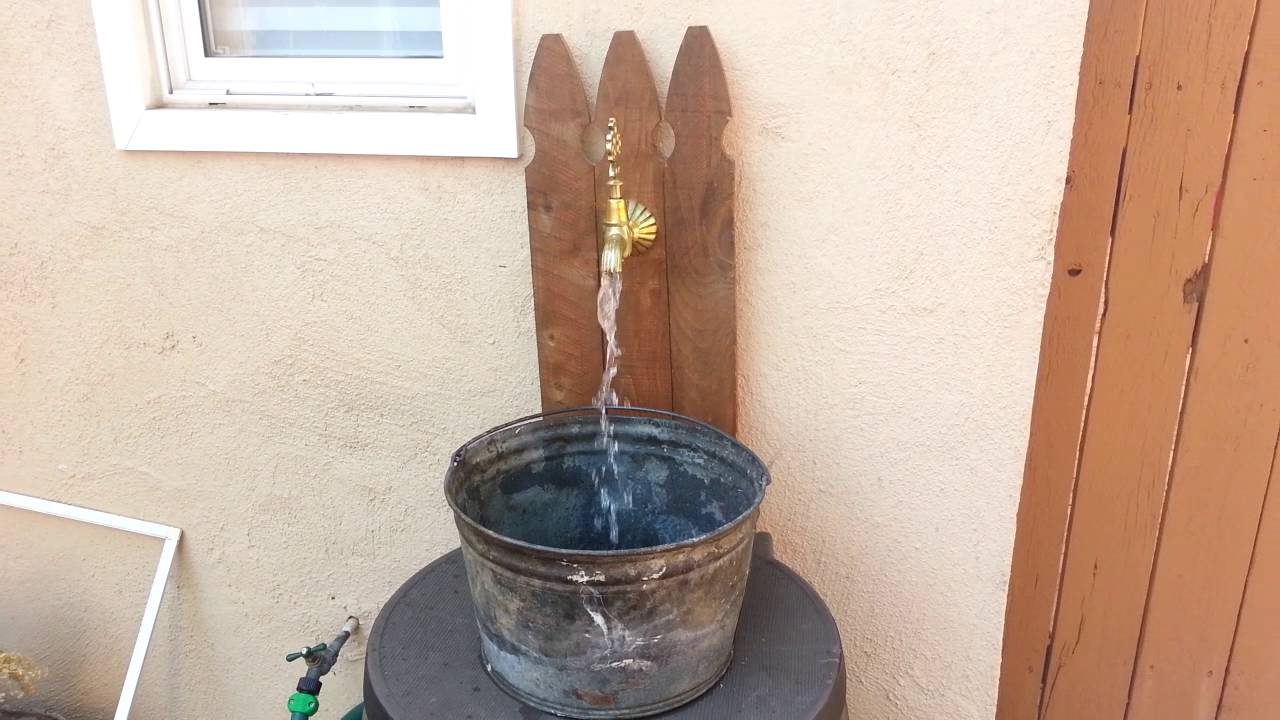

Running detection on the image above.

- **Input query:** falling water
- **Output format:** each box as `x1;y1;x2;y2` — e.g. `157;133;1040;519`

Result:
593;270;628;546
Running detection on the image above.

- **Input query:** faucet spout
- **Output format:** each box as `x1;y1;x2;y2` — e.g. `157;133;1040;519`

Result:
599;118;656;275
601;231;627;274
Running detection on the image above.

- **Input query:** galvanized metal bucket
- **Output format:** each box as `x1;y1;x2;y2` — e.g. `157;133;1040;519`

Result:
444;407;770;719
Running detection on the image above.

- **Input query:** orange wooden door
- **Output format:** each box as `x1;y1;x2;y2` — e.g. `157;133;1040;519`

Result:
999;0;1280;717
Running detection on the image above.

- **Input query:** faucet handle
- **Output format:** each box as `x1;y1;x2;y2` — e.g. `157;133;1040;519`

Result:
605;118;623;181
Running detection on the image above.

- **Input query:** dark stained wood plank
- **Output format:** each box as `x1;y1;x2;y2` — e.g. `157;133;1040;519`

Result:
593;31;673;410
996;2;1148;715
525;34;602;410
1039;0;1258;716
663;27;737;436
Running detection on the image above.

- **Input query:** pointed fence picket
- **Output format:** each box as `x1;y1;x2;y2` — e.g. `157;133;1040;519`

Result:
524;27;738;436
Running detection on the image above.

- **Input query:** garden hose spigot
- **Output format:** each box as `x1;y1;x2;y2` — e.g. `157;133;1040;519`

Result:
286;616;359;719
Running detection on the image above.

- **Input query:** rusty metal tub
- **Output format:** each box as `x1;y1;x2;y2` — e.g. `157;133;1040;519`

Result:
444;408;770;718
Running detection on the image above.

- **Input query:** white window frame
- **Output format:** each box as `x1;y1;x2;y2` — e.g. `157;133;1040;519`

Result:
90;0;517;157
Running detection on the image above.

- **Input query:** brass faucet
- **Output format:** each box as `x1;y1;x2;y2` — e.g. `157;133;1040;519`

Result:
599;118;657;273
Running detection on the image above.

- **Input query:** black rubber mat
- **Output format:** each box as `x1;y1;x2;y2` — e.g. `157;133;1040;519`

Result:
364;537;846;719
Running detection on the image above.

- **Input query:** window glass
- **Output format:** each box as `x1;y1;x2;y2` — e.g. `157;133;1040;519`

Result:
199;0;443;58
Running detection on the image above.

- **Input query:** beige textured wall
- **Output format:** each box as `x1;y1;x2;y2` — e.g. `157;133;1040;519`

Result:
0;0;1086;718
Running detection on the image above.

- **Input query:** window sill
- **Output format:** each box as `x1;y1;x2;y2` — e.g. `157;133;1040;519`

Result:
115;106;519;157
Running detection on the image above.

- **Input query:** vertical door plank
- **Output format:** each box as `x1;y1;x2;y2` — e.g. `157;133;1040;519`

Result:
1127;3;1280;715
1212;5;1280;715
594;31;674;410
1219;450;1280;717
1040;0;1258;717
664;26;737;435
525;35;603;410
996;1;1148;715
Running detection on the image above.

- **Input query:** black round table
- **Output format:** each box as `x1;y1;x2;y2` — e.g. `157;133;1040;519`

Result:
363;536;847;719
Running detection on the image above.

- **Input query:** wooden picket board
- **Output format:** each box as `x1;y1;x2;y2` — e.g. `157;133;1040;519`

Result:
1039;0;1258;716
525;28;738;428
994;0;1146;715
664;27;737;435
592;31;673;411
524;34;603;410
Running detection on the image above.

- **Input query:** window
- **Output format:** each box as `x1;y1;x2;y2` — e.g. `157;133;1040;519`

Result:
198;1;444;58
91;0;517;156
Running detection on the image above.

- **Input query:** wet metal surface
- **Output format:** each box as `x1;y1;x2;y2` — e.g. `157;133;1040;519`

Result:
444;409;770;718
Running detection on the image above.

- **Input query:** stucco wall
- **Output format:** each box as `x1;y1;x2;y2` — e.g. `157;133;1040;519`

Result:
0;1;1086;718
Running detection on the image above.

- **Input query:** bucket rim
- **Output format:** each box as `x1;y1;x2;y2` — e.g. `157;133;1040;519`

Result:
443;406;770;559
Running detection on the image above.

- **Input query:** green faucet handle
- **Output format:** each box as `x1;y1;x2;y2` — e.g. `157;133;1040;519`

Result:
286;643;328;663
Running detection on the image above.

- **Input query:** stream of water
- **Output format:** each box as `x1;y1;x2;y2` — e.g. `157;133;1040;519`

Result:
593;270;628;547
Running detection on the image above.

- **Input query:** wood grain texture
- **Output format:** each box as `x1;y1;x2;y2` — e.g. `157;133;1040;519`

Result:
1039;0;1258;717
1219;449;1280;718
1126;3;1279;715
995;1;1147;716
664;26;736;435
593;31;673;410
525;34;602;410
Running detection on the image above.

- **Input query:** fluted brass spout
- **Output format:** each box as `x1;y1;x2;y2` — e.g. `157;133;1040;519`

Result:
601;233;627;274
600;118;657;274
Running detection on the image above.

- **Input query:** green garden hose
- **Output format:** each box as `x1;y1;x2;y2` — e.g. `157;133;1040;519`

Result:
339;704;365;720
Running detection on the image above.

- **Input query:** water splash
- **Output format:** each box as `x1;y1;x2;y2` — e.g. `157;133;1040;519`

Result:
593;271;628;546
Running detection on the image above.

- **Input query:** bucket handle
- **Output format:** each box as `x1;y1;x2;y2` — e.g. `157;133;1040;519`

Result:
452;406;740;464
